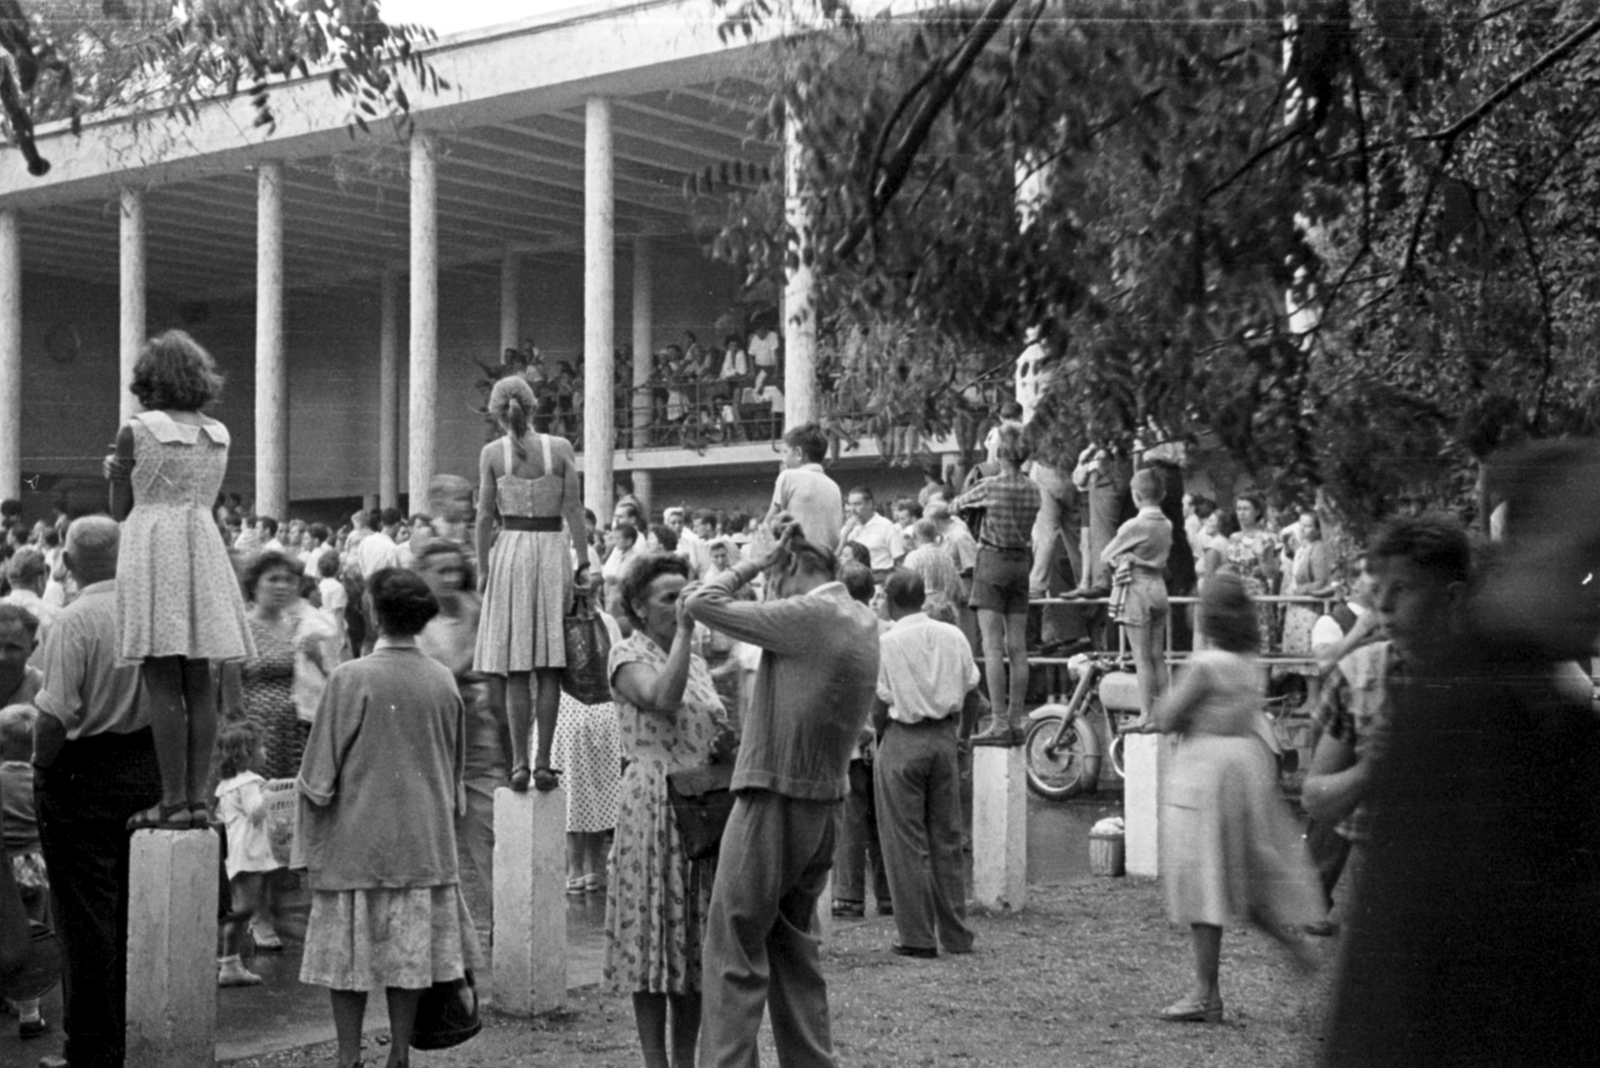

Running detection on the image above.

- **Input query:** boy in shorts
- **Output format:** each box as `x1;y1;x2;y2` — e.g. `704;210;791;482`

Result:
1100;468;1172;729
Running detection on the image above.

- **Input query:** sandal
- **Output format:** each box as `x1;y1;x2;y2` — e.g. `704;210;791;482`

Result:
1155;995;1223;1024
189;803;213;826
127;802;194;832
532;766;561;792
509;766;531;793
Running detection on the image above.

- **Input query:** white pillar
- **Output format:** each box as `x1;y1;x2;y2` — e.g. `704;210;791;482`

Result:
119;188;146;424
1123;733;1169;878
255;162;288;520
630;470;652;518
125;830;220;1068
584;97;616;520
499;250;520;356
783;112;817;429
971;746;1027;912
410;133;439;512
631;236;652;448
492;788;567;1015
379;269;401;510
0;210;18;501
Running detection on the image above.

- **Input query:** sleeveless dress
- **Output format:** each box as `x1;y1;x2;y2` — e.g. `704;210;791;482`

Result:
473;433;574;673
603;631;728;994
116;410;254;662
242;615;305;780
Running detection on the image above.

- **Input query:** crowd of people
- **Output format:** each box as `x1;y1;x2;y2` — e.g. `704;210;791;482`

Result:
3;328;1600;1068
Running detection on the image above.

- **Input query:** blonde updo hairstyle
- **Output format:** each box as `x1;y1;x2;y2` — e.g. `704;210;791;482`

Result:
489;375;538;458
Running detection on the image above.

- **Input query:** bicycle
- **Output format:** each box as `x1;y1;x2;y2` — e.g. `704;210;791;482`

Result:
1022;649;1144;801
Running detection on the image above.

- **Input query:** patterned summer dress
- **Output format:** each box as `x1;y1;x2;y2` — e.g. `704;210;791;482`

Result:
552;690;622;834
116;410;253;662
242;616;304;780
1224;528;1283;651
474;433;574;673
603;631;729;994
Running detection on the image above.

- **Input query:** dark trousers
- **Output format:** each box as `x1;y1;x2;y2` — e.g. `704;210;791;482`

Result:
35;729;162;1068
702;791;839;1068
1305;817;1352;911
874;719;973;953
833;759;889;906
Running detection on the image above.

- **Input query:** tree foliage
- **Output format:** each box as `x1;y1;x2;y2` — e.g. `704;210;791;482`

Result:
705;0;1600;526
0;0;443;176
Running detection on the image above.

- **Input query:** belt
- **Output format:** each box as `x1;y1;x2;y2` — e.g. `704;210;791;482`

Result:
979;543;1029;555
501;516;561;532
890;715;957;729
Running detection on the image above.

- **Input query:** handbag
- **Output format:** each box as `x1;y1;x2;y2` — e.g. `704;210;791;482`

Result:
561;585;613;705
666;762;736;861
410;969;482;1050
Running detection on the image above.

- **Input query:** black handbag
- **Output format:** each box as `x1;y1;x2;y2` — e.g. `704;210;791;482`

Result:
410;969;482;1051
561;586;613;706
666;763;737;861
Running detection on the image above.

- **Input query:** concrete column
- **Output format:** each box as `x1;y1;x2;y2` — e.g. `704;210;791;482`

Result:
630;236;652;448
409;133;439;512
629;470;651;518
971;746;1027;912
254;162;288;521
783;112;817;429
119;188;146;423
379;269;401;510
492;787;567;1014
583;96;616;521
0;211;18;501
125;829;220;1068
1123;733;1168;878
499;250;520;356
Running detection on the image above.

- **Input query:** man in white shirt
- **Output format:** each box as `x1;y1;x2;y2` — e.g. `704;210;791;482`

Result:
665;507;710;577
872;569;981;958
256;515;286;555
3;547;59;661
838;486;904;579
354;507;404;578
766;422;844;551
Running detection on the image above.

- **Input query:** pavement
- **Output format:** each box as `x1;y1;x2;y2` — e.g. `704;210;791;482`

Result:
1;791;1108;1066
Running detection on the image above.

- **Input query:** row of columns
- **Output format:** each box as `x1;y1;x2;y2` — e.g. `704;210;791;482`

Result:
0;104;818;511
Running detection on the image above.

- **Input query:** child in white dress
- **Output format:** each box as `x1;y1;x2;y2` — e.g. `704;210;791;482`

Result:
215;723;282;987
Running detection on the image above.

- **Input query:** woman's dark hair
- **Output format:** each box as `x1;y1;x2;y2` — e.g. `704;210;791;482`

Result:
367;567;440;636
651;523;678;553
216;721;260;780
1234;494;1265;523
244;550;300;601
891;496;923;521
129;330;225;412
1192;496;1217;520
1200;572;1260;653
617;552;691;630
841;540;872;569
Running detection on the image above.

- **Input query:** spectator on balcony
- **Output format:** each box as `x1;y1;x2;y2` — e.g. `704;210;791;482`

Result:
718;334;749;387
748;323;779;374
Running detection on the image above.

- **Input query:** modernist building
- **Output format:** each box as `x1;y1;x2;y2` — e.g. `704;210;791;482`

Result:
0;0;939;525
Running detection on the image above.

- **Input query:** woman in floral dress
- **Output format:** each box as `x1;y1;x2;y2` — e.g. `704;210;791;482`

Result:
1223;495;1282;652
605;552;731;1068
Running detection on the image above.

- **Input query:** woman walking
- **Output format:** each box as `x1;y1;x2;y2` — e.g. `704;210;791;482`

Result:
474;376;588;792
606;553;732;1068
298;568;481;1068
1154;572;1320;1023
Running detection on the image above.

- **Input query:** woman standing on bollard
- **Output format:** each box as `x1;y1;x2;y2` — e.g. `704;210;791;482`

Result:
605;553;733;1068
297;568;481;1068
1153;572;1320;1024
473;376;589;793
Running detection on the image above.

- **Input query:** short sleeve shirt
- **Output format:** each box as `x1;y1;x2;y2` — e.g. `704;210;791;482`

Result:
1313;640;1402;842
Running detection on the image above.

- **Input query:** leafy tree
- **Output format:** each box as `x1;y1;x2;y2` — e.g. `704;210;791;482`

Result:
704;0;1600;526
0;0;444;176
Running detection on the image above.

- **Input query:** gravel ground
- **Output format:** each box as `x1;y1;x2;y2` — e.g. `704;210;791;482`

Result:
227;876;1334;1068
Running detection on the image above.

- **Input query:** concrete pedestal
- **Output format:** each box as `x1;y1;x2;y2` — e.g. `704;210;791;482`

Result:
971;745;1027;912
1123;733;1169;878
492;786;567;1015
125;828;220;1068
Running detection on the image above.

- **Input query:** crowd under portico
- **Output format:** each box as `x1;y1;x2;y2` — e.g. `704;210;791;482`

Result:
0;0;926;525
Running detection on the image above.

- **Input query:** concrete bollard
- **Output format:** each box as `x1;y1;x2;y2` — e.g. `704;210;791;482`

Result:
125;828;221;1068
492;786;567;1015
1123;732;1167;878
971;745;1027;912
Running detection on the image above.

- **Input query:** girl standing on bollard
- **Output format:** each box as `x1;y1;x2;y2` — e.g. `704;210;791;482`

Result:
1153;572;1320;1024
298;568;481;1068
109;331;254;830
473;376;589;793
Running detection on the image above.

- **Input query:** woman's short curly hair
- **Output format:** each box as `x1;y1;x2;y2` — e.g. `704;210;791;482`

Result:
129;330;224;412
368;567;440;636
243;550;300;602
617;552;691;631
1198;571;1259;654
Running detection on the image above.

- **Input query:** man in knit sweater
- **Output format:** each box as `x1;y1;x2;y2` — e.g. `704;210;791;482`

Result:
685;526;880;1068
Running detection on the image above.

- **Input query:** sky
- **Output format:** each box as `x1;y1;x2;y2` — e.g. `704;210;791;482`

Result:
380;0;599;35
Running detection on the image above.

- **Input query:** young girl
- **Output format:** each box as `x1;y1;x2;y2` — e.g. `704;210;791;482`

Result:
1101;467;1173;729
109;331;255;830
214;722;280;987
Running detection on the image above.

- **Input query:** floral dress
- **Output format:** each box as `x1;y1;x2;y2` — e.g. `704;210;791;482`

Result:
1224;528;1282;651
603;631;729;994
243;615;303;780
